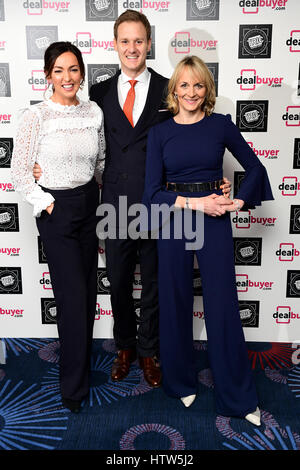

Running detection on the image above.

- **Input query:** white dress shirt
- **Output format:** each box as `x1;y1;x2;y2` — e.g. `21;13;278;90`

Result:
11;99;105;217
117;68;151;126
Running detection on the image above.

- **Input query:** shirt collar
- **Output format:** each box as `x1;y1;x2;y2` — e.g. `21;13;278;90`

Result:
120;67;150;85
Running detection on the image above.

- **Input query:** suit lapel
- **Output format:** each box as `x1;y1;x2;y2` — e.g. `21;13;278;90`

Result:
103;71;135;146
104;68;166;147
132;69;165;138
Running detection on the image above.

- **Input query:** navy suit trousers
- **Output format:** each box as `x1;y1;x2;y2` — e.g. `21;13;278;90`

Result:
36;178;99;401
105;237;159;357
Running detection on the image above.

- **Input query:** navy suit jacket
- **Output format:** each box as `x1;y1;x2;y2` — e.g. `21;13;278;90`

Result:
89;67;171;211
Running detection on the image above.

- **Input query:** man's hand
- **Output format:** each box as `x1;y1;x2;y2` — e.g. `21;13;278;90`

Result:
220;177;231;198
213;195;234;207
33;162;42;181
45;203;54;215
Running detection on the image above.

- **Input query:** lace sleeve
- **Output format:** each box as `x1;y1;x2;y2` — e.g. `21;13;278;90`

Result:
94;107;106;184
11;108;55;217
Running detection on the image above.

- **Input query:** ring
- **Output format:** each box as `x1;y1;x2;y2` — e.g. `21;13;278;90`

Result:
233;199;241;211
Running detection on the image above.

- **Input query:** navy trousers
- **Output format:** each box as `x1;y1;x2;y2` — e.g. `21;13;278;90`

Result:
36;178;99;401
157;204;258;417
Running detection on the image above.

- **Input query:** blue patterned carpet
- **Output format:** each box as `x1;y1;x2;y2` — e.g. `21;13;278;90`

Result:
0;339;300;451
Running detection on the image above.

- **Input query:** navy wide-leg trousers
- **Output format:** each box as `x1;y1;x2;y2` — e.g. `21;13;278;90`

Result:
36;178;99;401
157;208;258;417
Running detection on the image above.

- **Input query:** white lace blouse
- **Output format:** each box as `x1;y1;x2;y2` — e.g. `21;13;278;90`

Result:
11;98;106;217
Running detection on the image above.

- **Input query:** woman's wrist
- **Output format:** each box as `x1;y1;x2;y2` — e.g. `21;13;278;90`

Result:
174;196;205;211
233;199;244;211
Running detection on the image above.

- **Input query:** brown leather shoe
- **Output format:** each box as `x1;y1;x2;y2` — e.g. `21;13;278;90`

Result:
139;357;162;388
111;349;137;381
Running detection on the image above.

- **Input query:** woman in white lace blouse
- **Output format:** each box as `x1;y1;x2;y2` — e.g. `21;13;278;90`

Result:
11;42;105;413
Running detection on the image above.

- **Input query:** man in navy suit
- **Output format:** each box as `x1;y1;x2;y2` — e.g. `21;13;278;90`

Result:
33;9;230;388
89;10;171;387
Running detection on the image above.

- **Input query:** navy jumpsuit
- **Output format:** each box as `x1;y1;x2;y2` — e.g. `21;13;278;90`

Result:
143;113;273;417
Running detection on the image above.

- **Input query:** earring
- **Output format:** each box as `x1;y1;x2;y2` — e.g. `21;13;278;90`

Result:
174;93;178;99
43;82;54;100
79;79;85;90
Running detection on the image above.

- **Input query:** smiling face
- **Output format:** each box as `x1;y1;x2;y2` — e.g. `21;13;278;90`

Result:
114;21;151;78
47;51;82;105
175;66;206;115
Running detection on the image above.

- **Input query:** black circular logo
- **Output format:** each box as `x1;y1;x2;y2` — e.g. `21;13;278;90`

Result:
243;28;268;56
291;273;300;295
236;240;258;264
98;271;110;293
90;0;114;18
0;270;18;292
192;0;216;17
93;67;114;84
239;303;256;326
45;300;57;323
0;207;15;229
293;209;300;231
0;70;7;95
0;142;10;165
240;103;264;129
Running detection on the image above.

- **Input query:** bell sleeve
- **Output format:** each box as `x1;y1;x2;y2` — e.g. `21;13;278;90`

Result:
224;114;274;208
11;108;54;217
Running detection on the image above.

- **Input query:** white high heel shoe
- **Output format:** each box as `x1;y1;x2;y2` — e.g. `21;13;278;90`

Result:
180;394;196;407
245;407;261;426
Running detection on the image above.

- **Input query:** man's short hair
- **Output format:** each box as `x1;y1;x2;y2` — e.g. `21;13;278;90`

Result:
114;9;151;41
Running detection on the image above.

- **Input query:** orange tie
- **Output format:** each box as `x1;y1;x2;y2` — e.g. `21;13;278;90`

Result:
123;79;137;127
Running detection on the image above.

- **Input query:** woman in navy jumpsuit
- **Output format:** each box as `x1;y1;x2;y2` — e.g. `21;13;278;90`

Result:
143;56;273;422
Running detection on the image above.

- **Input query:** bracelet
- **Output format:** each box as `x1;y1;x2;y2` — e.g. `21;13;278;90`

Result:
185;197;190;209
233;199;241;211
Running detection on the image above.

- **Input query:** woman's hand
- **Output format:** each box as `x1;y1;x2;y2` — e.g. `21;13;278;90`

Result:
195;194;233;216
46;203;54;215
33;162;42;181
223;198;245;212
220;177;231;198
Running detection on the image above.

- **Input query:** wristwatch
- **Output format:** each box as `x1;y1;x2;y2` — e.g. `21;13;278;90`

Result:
185;197;190;209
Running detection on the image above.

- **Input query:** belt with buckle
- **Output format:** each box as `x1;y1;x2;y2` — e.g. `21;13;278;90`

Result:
166;179;224;192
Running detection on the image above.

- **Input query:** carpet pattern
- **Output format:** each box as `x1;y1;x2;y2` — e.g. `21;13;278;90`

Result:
0;339;299;451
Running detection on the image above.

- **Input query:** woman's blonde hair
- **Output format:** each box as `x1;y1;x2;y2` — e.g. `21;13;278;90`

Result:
166;55;216;116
